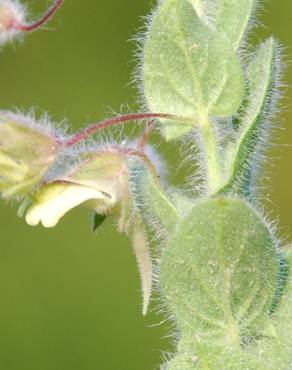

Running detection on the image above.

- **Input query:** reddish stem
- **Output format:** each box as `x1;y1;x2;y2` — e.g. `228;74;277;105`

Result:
124;147;160;179
137;121;156;149
64;113;192;147
108;145;160;179
14;0;64;32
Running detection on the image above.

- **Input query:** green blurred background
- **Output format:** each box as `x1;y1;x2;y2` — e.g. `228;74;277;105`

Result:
0;1;291;369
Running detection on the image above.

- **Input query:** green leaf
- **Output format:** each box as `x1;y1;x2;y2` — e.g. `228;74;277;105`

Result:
188;0;255;51
160;197;278;338
264;249;292;370
188;0;212;21
269;253;289;315
143;0;245;140
216;0;255;50
166;189;194;217
219;38;281;197
93;213;107;232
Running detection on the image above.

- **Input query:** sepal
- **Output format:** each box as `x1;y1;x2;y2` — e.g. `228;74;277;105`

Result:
0;112;61;198
128;157;180;234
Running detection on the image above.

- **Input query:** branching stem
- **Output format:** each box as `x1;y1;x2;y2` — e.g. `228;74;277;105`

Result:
111;145;160;181
64;113;193;147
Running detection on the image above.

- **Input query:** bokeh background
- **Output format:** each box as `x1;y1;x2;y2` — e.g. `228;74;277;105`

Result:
0;1;291;369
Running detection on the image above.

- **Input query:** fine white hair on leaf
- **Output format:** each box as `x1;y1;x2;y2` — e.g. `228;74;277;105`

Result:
245;41;285;201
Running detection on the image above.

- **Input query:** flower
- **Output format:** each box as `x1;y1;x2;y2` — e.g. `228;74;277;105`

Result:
24;150;130;227
22;147;154;314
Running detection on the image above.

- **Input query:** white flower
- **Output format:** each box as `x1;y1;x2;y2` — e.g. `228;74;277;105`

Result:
23;150;131;227
25;182;112;228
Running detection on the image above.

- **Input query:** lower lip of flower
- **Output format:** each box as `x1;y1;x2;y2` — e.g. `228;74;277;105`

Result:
25;183;109;228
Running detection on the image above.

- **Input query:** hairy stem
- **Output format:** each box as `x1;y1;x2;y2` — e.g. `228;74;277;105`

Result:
64;113;193;147
200;117;222;194
13;0;64;32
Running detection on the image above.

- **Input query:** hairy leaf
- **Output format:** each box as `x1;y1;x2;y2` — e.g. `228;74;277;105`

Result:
160;197;278;337
188;0;213;21
143;0;245;140
216;0;255;50
220;38;281;197
270;249;292;369
167;189;194;217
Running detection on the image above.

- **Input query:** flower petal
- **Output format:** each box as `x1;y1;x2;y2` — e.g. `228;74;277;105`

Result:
26;183;107;228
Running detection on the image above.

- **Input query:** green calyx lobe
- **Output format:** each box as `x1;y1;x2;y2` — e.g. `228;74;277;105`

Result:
128;157;179;233
143;0;245;140
160;196;282;368
0;116;59;198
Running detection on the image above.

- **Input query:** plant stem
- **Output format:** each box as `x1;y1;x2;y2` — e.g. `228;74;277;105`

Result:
200;118;222;194
64;113;193;147
13;0;64;32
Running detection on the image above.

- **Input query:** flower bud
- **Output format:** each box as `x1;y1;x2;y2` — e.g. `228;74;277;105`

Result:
0;0;25;45
0;112;61;197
